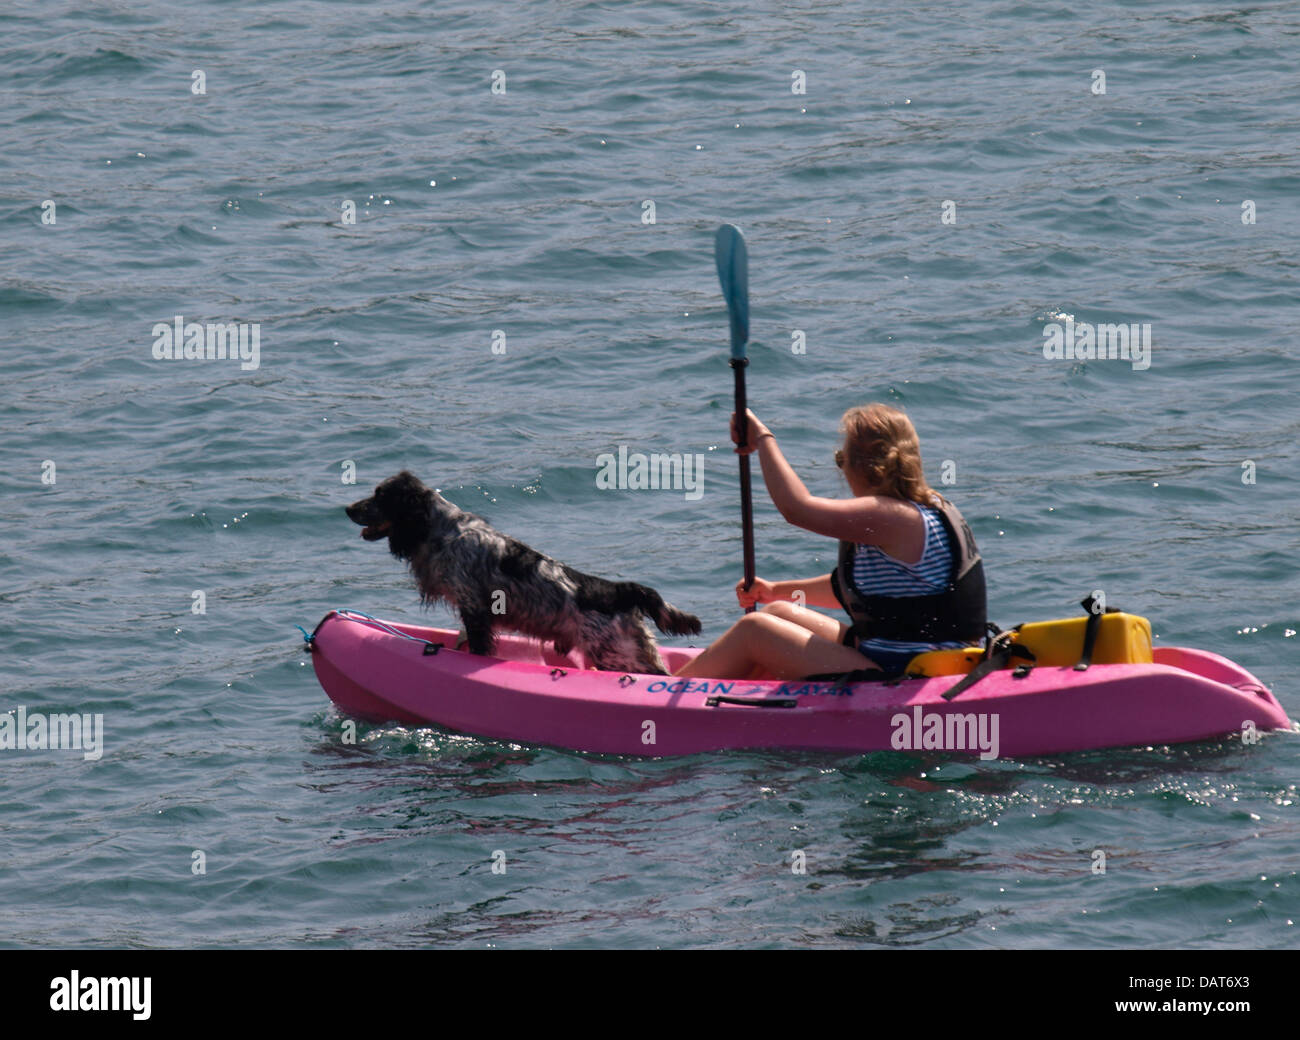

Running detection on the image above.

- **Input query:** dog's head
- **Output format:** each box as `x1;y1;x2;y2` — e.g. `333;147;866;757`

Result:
346;470;440;557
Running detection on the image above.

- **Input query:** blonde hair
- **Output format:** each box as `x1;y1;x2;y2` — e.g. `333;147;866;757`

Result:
838;403;940;506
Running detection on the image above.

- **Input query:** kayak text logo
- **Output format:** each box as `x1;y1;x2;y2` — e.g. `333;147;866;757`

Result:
151;315;261;371
1042;315;1151;370
1;707;103;761
891;706;1000;760
595;445;704;501
50;971;151;1020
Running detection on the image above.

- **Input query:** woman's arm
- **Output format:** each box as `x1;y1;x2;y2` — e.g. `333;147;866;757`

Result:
770;574;840;609
737;574;841;609
732;410;914;546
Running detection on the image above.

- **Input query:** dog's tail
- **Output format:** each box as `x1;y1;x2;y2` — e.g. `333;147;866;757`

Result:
620;582;702;636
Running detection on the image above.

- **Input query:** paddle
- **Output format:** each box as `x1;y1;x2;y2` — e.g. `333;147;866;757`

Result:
714;223;756;611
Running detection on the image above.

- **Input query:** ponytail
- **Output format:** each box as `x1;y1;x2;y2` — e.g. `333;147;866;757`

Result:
838;403;940;506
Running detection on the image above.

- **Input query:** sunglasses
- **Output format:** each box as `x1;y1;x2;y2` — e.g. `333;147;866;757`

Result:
834;448;845;468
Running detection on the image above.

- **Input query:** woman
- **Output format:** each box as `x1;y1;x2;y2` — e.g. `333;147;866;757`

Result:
674;403;986;680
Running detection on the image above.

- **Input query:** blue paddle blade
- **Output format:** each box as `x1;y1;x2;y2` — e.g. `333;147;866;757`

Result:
714;224;749;360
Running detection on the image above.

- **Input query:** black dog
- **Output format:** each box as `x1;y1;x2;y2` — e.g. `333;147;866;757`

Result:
346;471;700;674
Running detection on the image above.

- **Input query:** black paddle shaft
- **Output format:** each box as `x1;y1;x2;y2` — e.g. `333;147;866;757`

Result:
731;357;756;606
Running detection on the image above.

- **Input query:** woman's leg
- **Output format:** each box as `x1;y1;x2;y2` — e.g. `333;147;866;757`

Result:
673;611;881;679
758;600;848;643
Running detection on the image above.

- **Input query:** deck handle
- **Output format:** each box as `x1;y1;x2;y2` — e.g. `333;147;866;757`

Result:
706;695;799;709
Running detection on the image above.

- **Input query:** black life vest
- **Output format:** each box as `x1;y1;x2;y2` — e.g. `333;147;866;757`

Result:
830;496;987;644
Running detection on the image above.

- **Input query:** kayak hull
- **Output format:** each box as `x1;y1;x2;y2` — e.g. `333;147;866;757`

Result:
308;611;1291;758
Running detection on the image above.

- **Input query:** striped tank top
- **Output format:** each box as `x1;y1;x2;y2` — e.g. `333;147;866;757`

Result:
852;501;968;664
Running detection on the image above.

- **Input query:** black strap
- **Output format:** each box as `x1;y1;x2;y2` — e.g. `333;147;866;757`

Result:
941;644;1036;701
1074;611;1101;671
1075;594;1118;671
829;568;846;613
981;621;1003;660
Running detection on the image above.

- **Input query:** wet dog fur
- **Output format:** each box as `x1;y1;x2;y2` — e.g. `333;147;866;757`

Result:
346;471;700;674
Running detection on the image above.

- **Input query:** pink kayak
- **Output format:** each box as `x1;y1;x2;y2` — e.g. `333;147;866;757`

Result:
307;610;1291;758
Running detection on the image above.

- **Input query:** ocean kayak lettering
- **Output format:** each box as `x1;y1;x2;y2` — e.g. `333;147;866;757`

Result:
891;705;1000;760
647;679;736;695
646;679;851;697
772;682;852;698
